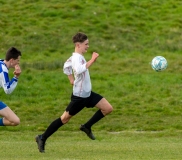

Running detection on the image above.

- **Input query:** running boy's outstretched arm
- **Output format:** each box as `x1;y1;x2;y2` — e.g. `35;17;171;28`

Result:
86;52;99;69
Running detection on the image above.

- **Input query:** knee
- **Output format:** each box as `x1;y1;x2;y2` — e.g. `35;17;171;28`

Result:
61;116;71;124
13;117;20;126
105;105;113;115
61;111;73;124
103;106;113;116
61;119;69;124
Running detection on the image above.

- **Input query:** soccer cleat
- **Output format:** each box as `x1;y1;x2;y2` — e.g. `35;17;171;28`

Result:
35;135;45;153
80;124;95;140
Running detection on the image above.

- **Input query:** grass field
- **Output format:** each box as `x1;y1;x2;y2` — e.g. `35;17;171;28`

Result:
1;0;182;159
1;131;182;160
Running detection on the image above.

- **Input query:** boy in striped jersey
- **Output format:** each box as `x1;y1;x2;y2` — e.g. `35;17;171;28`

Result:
0;47;22;126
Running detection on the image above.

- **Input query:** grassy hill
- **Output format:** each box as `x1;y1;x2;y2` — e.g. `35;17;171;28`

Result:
0;0;182;133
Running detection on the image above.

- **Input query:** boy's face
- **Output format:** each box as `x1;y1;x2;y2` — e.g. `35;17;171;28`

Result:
10;56;21;68
78;39;89;54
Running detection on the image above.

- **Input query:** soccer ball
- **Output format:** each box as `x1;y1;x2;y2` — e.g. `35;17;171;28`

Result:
151;56;167;71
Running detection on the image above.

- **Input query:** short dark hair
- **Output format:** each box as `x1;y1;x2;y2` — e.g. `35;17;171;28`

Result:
72;32;88;43
5;47;21;61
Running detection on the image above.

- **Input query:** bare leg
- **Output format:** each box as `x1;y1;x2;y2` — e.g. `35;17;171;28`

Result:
61;111;73;124
0;106;20;126
95;98;113;115
81;98;113;139
85;98;113;128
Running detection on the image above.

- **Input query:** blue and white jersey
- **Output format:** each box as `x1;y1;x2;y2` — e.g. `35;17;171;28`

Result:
63;53;91;98
0;60;18;94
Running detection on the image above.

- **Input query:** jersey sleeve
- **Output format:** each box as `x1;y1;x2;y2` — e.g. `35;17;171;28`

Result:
63;56;73;75
73;56;87;75
0;64;18;94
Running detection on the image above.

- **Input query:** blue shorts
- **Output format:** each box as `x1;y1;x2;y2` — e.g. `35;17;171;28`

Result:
0;101;7;110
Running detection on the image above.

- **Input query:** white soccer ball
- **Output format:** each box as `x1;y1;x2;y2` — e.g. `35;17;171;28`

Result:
151;56;167;71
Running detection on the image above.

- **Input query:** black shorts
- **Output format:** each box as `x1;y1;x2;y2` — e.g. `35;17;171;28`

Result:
66;91;103;116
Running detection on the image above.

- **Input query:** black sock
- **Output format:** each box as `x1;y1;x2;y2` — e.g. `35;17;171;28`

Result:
41;118;63;141
84;110;104;129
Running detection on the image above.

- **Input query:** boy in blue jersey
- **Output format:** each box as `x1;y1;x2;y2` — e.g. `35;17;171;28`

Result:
0;47;22;126
35;32;113;153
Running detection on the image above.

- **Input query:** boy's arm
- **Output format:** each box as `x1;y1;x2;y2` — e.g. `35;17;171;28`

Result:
86;52;99;69
63;59;72;75
13;64;21;79
63;56;74;85
68;74;74;85
74;52;99;74
0;66;18;94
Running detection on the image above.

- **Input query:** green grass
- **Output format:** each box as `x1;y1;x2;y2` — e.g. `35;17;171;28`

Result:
0;0;182;159
1;131;182;160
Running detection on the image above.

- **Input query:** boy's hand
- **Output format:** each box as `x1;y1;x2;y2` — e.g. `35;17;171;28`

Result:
13;65;21;78
86;52;99;69
91;52;99;62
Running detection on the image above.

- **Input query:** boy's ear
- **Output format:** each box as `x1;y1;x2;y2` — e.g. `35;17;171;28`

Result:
9;58;13;62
